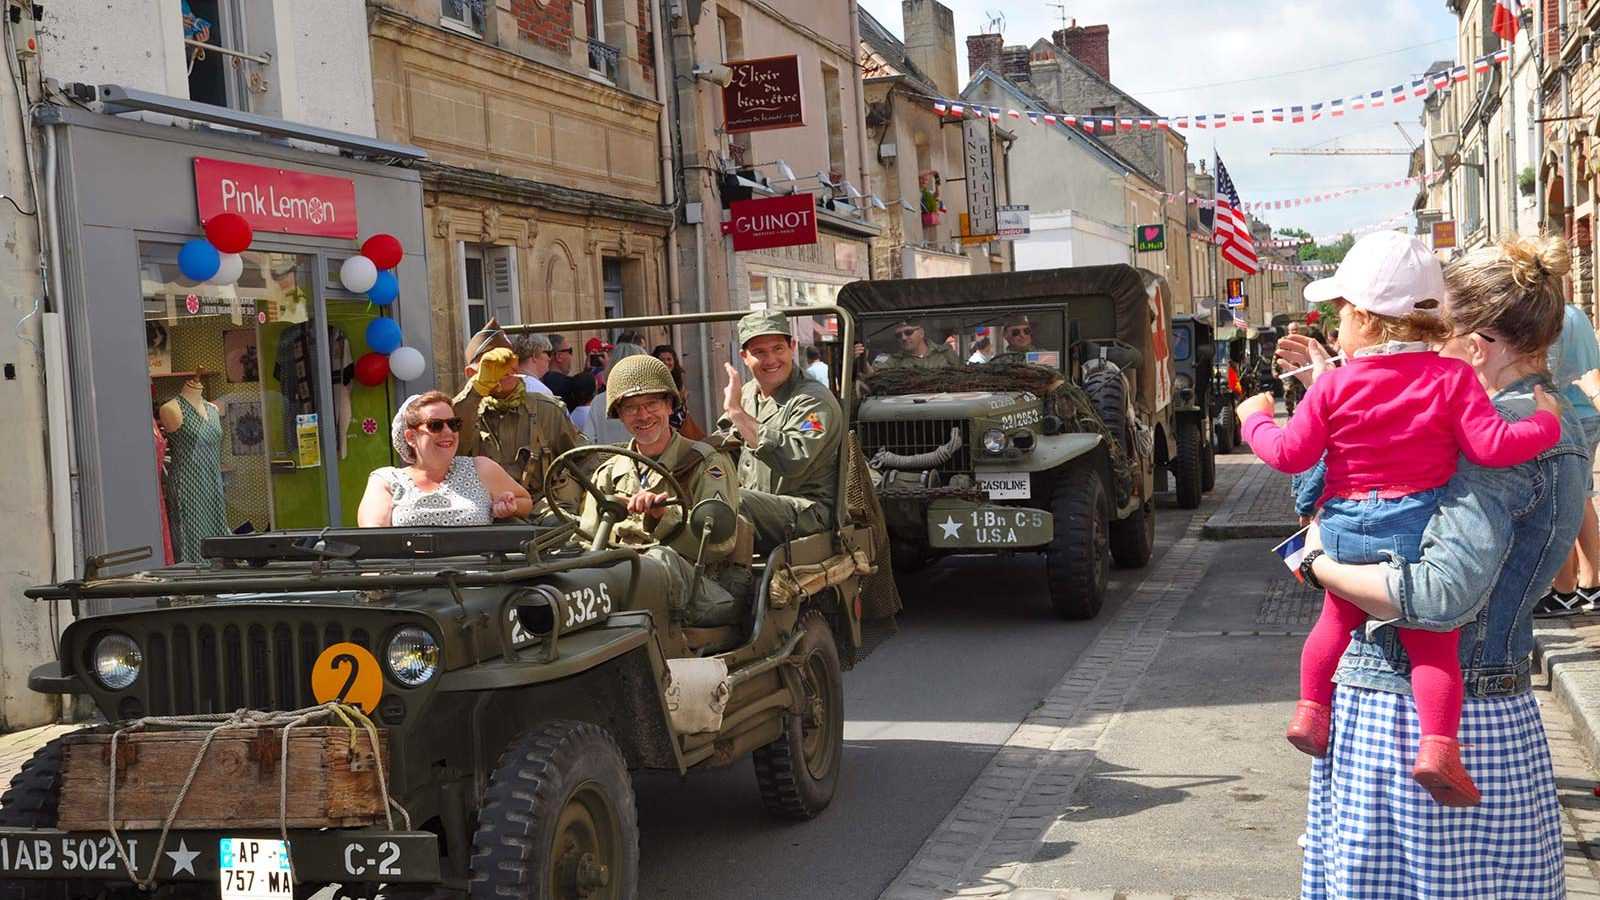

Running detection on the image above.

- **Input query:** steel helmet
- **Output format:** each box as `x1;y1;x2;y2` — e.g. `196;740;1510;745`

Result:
604;354;678;418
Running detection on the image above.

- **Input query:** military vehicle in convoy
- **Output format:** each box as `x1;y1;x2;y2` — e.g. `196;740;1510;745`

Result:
1168;313;1218;505
0;308;897;900
841;265;1174;620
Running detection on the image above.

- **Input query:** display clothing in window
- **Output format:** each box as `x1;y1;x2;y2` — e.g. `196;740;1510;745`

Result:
152;419;175;566
374;457;493;527
272;323;353;459
166;394;228;562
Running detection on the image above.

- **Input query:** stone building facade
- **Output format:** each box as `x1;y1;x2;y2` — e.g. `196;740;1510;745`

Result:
369;0;672;384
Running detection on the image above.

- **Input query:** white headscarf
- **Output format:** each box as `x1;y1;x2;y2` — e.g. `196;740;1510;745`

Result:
391;393;424;464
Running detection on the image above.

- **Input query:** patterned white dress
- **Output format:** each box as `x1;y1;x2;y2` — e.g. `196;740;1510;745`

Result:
375;458;492;527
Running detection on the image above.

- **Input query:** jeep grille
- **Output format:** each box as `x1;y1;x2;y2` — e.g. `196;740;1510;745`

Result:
858;419;972;476
131;616;377;716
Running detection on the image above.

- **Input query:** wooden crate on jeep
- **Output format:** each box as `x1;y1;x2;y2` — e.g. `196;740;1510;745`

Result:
56;727;389;831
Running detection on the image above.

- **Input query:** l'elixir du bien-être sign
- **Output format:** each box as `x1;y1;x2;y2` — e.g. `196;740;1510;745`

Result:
193;157;358;239
721;55;805;133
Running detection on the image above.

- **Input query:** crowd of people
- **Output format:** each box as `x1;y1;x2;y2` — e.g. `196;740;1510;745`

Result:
1236;230;1600;897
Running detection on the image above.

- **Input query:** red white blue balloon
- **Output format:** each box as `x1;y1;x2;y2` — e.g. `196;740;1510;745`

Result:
340;255;379;294
368;269;399;307
178;239;221;282
209;252;243;286
388;345;426;381
366;317;403;355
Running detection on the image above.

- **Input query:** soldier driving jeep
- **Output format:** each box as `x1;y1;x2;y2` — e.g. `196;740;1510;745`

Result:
876;318;961;370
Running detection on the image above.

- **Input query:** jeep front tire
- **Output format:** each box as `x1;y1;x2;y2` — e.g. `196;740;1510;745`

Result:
1109;496;1154;568
1045;464;1110;619
1173;419;1203;509
754;610;844;820
469;720;638;900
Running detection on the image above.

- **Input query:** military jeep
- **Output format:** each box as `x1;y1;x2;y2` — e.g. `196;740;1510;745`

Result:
841;265;1175;620
0;308;897;900
1167;313;1218;506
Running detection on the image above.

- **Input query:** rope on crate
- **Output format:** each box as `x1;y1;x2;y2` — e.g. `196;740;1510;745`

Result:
102;702;407;889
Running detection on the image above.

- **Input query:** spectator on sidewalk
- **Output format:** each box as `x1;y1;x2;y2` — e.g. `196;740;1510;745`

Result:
584;343;647;444
804;346;830;386
511;334;558;399
1290;235;1586;898
1538;303;1600;615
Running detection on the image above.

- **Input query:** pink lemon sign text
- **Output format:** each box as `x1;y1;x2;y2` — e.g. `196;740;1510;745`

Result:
723;193;818;252
194;157;358;240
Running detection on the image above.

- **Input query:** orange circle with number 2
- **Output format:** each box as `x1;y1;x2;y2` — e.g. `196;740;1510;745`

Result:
311;642;384;714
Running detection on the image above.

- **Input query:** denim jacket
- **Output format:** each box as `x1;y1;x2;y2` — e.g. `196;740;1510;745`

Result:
1333;375;1591;698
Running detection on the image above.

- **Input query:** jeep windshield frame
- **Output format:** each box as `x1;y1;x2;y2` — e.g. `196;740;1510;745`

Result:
856;305;1068;373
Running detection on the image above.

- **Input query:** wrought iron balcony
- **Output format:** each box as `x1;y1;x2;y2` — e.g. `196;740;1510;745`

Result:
588;39;620;82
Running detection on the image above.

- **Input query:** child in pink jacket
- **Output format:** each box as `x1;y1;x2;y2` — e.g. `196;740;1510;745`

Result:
1239;231;1562;807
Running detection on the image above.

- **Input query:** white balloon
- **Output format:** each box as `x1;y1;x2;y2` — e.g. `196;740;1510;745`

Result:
388;345;426;381
209;252;244;285
340;255;378;294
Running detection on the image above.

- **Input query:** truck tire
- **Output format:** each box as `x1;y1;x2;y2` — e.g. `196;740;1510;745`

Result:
0;739;102;900
1215;405;1237;453
1201;439;1217;493
1108;497;1154;568
1173;420;1203;509
1045;464;1109;620
469;720;638;900
753;610;843;820
1082;369;1129;452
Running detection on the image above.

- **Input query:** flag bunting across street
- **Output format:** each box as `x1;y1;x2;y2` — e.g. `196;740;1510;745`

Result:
1158;171;1445;212
928;48;1510;133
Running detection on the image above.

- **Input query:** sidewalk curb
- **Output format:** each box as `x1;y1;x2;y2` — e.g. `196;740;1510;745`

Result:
1202;461;1298;542
1533;620;1600;766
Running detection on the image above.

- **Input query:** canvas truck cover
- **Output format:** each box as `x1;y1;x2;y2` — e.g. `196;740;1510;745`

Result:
837;264;1171;414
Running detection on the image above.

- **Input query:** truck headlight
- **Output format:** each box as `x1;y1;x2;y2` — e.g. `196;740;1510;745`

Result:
385;627;440;687
982;429;1008;454
92;632;142;690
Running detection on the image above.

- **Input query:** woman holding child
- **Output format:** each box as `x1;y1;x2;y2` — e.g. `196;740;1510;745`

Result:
1241;233;1588;897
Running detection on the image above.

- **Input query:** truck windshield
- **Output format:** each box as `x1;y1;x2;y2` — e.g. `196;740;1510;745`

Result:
858;308;1067;372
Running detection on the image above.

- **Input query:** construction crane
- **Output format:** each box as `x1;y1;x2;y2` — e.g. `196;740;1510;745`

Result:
1271;122;1418;156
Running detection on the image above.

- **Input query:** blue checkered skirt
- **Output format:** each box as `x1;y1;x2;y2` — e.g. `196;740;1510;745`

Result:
1301;684;1563;899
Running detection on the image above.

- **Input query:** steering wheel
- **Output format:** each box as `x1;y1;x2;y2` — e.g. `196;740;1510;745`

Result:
544;445;692;547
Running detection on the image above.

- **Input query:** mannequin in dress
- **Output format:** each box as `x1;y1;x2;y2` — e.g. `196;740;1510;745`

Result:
158;375;228;562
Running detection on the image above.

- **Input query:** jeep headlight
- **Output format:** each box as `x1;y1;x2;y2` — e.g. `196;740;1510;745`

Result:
92;632;142;690
385;627;440;687
1174;373;1194;392
982;429;1008;454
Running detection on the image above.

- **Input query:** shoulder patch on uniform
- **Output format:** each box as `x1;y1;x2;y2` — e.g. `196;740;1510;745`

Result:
705;464;726;479
799;412;825;434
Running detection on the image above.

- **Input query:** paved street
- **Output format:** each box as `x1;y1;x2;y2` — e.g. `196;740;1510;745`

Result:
7;454;1600;899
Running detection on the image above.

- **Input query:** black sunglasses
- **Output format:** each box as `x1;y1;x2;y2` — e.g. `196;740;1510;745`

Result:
418;417;463;434
1007;326;1032;337
895;328;919;338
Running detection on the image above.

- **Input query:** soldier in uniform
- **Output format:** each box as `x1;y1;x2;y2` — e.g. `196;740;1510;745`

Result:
877;319;961;370
988;313;1037;363
451;318;583;498
576;355;742;628
717;310;844;551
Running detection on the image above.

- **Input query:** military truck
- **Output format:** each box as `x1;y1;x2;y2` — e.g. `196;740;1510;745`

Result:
0;308;898;900
1168;313;1218;506
841;265;1174;620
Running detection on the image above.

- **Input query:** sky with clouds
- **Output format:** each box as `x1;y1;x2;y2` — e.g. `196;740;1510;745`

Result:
856;0;1461;240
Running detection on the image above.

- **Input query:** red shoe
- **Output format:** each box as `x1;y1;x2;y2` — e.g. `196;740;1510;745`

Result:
1413;736;1481;807
1286;700;1332;757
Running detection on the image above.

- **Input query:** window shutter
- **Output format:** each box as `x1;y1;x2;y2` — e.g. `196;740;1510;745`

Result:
1546;0;1561;57
487;246;520;324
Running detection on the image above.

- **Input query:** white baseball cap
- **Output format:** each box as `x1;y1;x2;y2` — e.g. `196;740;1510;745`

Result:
1303;230;1446;318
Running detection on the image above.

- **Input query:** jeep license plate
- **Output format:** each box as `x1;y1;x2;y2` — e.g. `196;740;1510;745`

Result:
927;504;1052;549
978;472;1030;500
219;838;291;898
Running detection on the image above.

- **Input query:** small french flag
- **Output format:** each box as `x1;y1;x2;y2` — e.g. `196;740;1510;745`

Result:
933;101;948;115
1274;526;1312;582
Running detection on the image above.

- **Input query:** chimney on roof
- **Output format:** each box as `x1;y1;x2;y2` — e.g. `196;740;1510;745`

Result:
967;31;1003;79
1000;45;1031;82
1052;21;1110;82
902;0;959;97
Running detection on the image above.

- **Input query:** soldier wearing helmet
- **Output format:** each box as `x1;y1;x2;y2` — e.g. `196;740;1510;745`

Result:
452;318;583;498
576;354;742;627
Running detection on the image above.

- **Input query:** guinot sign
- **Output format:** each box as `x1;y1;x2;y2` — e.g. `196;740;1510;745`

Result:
722;55;805;133
194;157;358;239
722;192;817;252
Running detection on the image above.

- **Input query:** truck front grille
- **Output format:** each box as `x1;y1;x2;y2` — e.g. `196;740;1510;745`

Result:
138;618;376;716
857;418;972;476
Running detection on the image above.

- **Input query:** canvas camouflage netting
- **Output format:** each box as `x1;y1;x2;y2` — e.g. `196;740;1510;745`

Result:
862;362;1135;504
844;433;902;627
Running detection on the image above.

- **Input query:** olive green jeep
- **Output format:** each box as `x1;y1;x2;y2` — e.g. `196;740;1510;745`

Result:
1167;313;1219;506
0;309;897;900
840;265;1176;620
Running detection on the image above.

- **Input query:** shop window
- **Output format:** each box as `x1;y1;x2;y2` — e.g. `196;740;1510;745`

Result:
821;62;847;187
748;273;768;308
461;243;519;343
602;258;624;321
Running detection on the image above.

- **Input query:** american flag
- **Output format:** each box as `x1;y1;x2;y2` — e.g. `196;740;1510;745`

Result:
1214;154;1259;275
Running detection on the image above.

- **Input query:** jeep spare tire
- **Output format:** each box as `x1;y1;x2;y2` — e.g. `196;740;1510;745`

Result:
0;739;96;900
1082;368;1130;453
470;720;638;900
1045;463;1110;620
